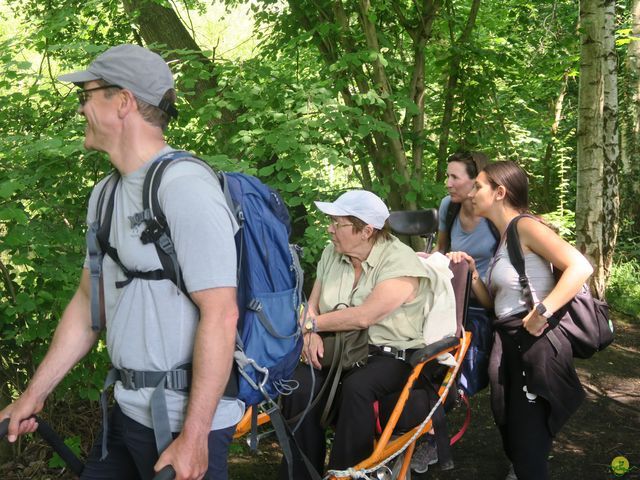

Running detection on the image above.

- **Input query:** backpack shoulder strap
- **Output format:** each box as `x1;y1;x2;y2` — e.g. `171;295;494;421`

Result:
87;172;121;332
140;151;202;297
506;215;565;351
444;200;461;253
140;150;222;297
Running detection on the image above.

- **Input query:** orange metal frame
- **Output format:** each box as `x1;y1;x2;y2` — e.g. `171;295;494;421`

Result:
233;331;471;480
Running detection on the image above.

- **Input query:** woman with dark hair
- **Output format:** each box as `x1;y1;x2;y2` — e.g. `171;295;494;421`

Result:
436;151;497;277
448;161;593;480
432;152;498;408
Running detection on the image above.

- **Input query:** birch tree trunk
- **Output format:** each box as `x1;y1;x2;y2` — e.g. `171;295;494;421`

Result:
576;0;619;298
601;0;620;284
576;0;606;298
623;0;640;235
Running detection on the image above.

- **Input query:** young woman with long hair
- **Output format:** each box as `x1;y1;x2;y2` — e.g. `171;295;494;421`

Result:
448;161;593;480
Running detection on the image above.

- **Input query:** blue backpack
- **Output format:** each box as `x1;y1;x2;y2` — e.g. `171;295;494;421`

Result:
87;151;304;455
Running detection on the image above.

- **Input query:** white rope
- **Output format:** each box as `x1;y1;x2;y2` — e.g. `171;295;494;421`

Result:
323;334;469;480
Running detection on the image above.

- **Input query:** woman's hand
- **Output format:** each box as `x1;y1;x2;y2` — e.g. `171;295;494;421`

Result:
446;251;478;276
522;309;548;337
446;250;494;309
302;332;325;370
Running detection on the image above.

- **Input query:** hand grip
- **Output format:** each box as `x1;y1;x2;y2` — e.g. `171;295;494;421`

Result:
0;416;84;476
0;415;36;440
153;465;176;480
0;418;8;440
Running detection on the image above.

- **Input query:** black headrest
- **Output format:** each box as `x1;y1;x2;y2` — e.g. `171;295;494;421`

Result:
388;209;438;237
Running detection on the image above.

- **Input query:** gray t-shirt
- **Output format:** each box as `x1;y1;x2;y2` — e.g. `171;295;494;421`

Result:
85;147;244;432
438;195;497;279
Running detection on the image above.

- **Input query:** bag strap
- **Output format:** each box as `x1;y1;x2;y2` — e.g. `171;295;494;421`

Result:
140;153;197;298
285;332;343;427
319;342;344;428
505;215;535;306
505;214;562;352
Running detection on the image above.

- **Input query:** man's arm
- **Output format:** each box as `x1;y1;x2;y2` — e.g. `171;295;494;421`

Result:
155;286;238;480
0;268;99;441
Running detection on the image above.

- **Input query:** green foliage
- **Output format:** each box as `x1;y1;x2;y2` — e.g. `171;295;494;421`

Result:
607;258;640;318
541;209;576;243
0;33;111;406
0;0;637;426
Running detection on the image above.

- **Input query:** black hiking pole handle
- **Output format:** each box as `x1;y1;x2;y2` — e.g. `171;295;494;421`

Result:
0;417;8;439
153;465;176;480
0;416;84;476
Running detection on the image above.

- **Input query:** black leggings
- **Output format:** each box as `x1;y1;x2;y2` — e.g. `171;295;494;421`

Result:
499;334;553;480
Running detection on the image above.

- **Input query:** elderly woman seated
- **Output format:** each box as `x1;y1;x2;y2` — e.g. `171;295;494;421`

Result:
279;190;436;479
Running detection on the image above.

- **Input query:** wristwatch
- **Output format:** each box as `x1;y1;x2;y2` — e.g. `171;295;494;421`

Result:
303;317;317;333
535;302;553;319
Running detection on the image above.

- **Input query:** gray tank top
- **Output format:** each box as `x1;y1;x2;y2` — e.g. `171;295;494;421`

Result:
488;242;555;319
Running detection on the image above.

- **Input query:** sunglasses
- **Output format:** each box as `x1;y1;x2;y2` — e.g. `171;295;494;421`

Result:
76;85;122;106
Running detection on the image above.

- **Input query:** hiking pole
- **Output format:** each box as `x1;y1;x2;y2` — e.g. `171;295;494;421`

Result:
153;465;176;480
0;416;84;476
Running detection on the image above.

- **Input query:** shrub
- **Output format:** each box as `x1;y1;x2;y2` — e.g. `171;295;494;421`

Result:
607;258;640;318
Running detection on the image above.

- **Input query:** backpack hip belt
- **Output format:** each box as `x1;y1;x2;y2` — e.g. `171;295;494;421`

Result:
99;366;193;460
116;367;191;391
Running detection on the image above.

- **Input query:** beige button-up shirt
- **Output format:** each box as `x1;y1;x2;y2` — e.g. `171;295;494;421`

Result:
316;235;429;350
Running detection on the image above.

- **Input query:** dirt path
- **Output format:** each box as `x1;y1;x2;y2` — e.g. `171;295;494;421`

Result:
411;312;640;480
1;313;638;479
228;311;640;480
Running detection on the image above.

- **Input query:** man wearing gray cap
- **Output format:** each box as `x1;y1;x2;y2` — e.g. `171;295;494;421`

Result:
0;44;242;480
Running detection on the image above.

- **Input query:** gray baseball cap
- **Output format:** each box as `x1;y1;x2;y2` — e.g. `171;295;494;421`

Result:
58;44;177;117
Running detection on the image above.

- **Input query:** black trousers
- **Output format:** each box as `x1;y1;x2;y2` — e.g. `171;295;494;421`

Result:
499;334;552;480
278;355;413;479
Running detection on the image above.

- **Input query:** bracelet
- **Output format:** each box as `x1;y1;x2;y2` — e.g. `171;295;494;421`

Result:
471;270;480;282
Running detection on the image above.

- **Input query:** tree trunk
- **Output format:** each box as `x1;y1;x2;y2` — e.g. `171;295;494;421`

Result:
357;0;414;211
541;72;569;211
405;0;442;186
435;0;482;182
576;0;606;298
623;0;640;236
601;0;620;284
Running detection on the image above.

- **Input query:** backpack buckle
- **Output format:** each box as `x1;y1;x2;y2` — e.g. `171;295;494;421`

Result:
140;219;166;244
119;369;136;389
